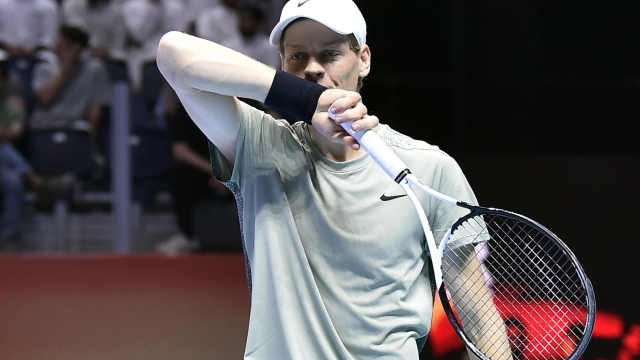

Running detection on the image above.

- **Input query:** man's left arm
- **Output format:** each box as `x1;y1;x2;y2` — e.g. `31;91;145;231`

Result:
433;155;513;360
442;246;513;360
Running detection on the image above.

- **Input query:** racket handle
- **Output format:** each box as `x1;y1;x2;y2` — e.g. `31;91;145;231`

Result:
328;108;409;181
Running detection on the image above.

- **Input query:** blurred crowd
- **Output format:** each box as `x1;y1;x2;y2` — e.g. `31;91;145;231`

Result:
0;0;284;252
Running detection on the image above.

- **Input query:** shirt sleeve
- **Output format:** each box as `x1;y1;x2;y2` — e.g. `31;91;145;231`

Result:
428;154;482;247
209;101;302;184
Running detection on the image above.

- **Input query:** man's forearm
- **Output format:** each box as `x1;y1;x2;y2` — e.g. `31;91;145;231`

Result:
157;33;329;124
156;31;275;102
443;247;513;360
36;68;71;106
155;31;376;161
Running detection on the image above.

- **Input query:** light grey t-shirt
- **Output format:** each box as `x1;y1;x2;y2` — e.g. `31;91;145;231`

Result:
29;56;112;129
210;102;479;360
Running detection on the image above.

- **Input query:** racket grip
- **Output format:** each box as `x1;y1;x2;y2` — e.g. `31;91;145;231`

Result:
336;119;410;182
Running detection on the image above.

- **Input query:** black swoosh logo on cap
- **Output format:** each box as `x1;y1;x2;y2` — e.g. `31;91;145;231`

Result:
298;0;311;6
380;193;407;201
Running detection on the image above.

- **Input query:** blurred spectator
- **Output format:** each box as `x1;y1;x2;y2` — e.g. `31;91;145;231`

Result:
195;1;283;120
0;52;25;108
0;55;74;250
194;0;241;47
154;85;233;255
259;0;285;35
29;25;112;149
182;0;219;32
0;0;61;113
0;0;60;58
229;4;280;69
61;0;127;62
121;0;186;92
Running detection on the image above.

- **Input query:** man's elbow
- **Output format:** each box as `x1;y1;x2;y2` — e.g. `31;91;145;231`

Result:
156;31;184;84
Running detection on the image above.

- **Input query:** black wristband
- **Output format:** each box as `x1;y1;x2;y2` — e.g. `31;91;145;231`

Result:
264;70;327;124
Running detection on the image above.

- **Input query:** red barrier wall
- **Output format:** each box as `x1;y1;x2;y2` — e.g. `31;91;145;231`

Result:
0;254;250;360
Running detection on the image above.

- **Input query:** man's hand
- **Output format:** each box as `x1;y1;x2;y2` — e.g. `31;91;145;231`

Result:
58;44;82;73
312;89;379;150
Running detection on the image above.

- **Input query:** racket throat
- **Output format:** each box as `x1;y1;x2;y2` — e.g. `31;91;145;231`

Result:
394;169;411;183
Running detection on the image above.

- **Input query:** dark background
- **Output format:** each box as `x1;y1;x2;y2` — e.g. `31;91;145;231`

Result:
353;1;639;356
357;1;639;153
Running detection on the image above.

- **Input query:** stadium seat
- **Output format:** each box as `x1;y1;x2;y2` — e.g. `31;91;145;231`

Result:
28;128;96;178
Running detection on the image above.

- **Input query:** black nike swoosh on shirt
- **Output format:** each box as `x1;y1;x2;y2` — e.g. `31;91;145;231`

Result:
298;0;311;6
380;194;408;201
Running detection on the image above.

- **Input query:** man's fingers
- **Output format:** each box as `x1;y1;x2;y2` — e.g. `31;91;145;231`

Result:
326;91;362;115
316;89;376;149
329;131;361;150
345;137;361;150
331;104;368;124
348;114;378;132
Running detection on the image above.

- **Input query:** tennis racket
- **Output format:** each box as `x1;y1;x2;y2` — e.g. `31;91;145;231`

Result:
329;110;596;360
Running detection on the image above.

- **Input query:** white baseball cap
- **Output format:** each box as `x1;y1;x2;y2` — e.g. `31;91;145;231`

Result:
269;0;367;46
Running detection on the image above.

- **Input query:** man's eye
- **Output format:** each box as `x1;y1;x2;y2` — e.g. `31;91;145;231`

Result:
290;53;304;60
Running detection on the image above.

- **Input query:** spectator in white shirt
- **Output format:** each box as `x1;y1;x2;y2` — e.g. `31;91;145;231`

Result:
182;0;218;31
121;0;186;91
232;4;280;69
0;0;60;58
61;0;127;61
194;0;240;48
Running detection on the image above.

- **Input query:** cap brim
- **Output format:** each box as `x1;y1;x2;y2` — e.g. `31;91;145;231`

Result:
269;15;354;46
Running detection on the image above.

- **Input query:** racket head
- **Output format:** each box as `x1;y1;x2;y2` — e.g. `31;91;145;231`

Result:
438;207;596;360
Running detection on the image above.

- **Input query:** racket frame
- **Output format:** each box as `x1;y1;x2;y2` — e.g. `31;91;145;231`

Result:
331;116;596;360
438;207;597;360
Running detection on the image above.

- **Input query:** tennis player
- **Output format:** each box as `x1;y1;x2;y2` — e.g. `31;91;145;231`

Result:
157;0;490;358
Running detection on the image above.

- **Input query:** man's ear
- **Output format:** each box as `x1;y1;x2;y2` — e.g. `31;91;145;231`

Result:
359;44;371;78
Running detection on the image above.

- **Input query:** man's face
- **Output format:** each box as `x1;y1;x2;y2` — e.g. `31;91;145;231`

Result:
54;36;77;57
281;19;370;91
54;35;85;64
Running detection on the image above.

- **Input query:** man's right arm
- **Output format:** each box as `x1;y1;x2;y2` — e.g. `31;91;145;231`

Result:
156;31;276;166
157;31;378;166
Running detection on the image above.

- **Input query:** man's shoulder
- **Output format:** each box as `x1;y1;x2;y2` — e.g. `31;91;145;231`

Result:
379;124;458;166
379;124;440;152
239;101;306;143
239;101;291;127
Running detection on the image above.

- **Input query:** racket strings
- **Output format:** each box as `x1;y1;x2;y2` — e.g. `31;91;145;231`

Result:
442;213;590;360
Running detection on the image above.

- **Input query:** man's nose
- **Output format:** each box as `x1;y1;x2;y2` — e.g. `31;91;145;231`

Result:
304;59;324;81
